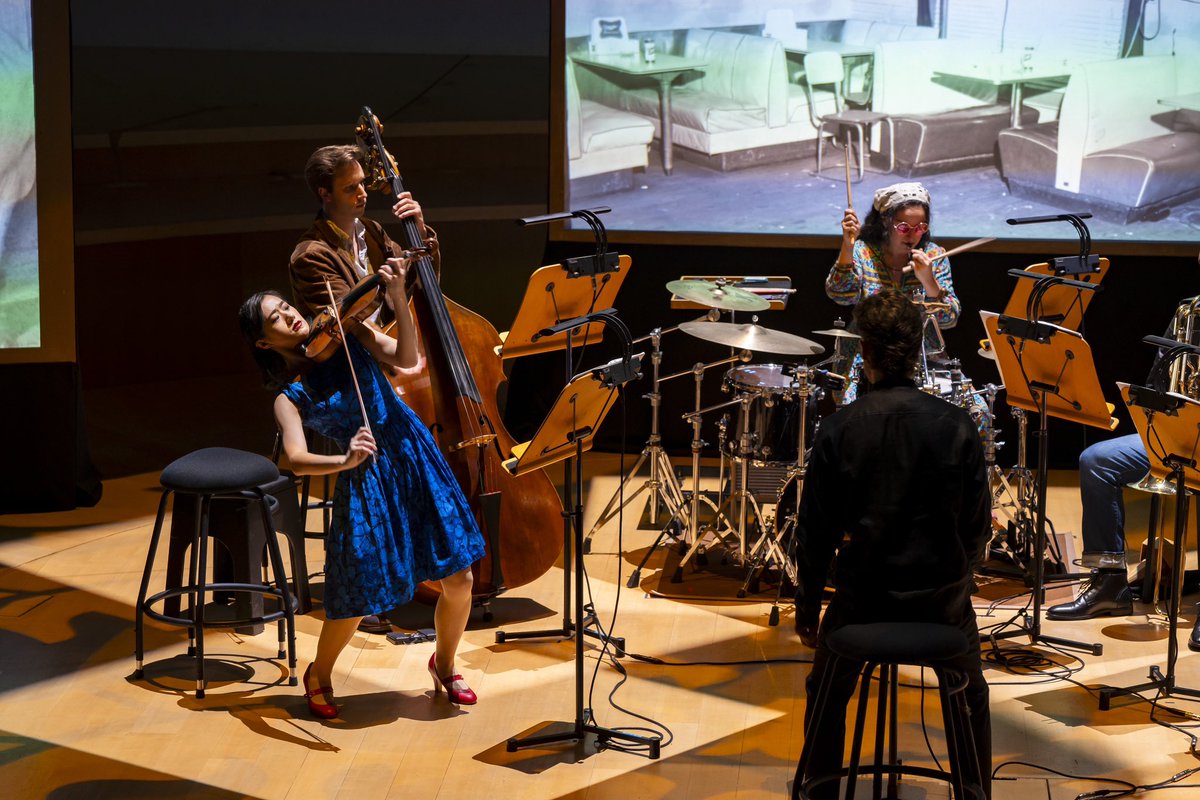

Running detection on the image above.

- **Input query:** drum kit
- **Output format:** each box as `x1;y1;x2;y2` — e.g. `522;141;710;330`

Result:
586;277;1002;626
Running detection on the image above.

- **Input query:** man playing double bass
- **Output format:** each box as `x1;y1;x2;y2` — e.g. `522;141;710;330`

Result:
289;143;440;326
288;143;442;634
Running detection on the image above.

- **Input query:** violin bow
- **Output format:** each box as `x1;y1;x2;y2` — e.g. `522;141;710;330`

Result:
323;279;374;443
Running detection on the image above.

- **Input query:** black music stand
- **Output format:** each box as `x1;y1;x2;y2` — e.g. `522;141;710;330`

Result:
1098;373;1200;709
982;310;1116;655
502;354;660;758
986;264;1108;580
493;250;630;653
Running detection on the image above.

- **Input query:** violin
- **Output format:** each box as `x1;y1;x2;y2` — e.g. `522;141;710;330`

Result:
302;273;384;362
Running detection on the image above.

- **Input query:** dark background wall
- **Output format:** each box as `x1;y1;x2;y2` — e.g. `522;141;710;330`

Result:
54;1;1200;488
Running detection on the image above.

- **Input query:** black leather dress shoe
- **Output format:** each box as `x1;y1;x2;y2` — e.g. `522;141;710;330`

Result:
357;614;392;634
1189;617;1200;653
1046;570;1132;621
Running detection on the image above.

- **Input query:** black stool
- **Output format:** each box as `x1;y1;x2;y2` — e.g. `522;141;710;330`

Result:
794;622;984;800
134;447;299;698
165;471;313;630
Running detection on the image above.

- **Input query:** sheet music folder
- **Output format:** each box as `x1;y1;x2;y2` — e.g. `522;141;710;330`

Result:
1119;382;1200;493
497;255;631;360
1001;257;1108;332
502;365;627;477
981;310;1118;431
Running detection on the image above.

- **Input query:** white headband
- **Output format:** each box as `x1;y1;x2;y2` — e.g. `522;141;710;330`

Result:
873;182;930;213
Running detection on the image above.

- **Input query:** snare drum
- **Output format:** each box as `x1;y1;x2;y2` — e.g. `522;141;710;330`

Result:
721;364;822;465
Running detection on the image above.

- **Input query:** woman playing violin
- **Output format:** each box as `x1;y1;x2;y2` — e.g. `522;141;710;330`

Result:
239;257;485;718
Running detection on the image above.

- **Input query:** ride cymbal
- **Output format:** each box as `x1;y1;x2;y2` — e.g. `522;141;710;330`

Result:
679;320;825;356
667;279;771;312
812;327;861;339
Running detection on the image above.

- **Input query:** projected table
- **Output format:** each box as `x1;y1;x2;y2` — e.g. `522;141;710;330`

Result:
933;58;1071;128
784;41;875;97
570;53;707;175
1158;92;1200;112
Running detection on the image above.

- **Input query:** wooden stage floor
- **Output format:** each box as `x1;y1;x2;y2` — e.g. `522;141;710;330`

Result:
2;457;1200;799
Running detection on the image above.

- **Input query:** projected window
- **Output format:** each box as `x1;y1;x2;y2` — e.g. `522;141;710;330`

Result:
558;0;1200;248
0;2;37;348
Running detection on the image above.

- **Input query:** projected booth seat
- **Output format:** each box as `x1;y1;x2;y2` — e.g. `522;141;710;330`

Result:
997;54;1200;223
871;38;1043;177
566;59;655;190
573;28;820;171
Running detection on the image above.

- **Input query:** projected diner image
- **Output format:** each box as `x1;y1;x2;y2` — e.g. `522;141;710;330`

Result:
563;0;1200;244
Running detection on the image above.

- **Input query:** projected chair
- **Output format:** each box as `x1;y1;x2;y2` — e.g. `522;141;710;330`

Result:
804;51;893;181
588;16;638;57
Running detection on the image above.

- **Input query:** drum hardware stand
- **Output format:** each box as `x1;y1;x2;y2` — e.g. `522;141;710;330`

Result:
624;353;746;586
674;387;766;581
737;369;813;623
501;337;660;758
1099;352;1200;710
584;312;720;555
981;272;1109;657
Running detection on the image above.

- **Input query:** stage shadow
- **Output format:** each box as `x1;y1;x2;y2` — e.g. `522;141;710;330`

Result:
474;721;605;772
0;729;258;800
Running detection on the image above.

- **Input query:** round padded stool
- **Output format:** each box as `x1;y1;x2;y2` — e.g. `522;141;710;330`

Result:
133;447;298;698
793;622;985;800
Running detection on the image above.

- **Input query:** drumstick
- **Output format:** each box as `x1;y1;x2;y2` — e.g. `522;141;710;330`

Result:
843;143;853;208
902;237;997;273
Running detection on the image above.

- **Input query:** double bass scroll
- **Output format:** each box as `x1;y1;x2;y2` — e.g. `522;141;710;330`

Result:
354;107;564;601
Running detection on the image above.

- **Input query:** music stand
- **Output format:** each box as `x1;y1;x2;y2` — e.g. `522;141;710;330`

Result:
503;355;660;758
1098;381;1200;709
982;310;1116;655
498;257;630;360
987;262;1108;579
494;257;630;653
1001;258;1108;332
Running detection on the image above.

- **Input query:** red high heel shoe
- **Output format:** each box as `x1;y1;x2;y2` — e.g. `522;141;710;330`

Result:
428;653;477;705
303;664;338;719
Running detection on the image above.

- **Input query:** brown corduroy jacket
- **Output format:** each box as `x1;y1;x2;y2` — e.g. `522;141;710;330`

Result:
287;214;441;325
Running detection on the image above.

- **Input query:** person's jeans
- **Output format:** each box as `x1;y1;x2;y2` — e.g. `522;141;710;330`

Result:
1079;433;1150;566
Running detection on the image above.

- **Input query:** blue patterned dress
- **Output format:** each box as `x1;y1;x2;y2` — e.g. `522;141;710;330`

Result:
281;337;486;619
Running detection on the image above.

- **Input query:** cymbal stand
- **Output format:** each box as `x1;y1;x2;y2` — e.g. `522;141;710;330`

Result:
673;387;761;582
626;351;745;587
584;317;708;554
984;405;1067;580
738;370;810;621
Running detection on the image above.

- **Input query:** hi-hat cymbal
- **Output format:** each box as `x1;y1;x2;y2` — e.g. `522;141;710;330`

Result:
812;327;861;339
667;279;771;312
679;320;825;356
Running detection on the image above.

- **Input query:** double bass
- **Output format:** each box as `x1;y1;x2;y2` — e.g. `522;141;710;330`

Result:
354;108;563;607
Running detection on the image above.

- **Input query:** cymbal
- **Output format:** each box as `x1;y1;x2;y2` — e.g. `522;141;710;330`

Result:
667;279;770;312
812;327;861;339
679;320;825;356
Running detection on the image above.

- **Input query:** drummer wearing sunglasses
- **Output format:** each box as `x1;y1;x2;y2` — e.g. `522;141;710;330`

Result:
826;182;960;330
